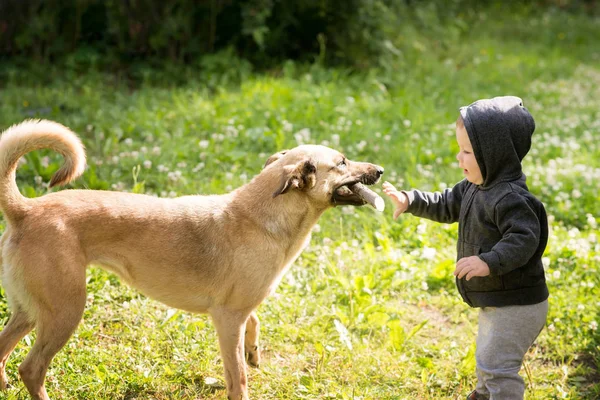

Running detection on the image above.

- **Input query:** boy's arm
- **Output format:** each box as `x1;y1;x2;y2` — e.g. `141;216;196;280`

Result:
478;192;542;276
403;180;468;223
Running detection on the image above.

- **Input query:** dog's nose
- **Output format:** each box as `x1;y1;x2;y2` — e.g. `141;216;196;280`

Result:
376;166;384;177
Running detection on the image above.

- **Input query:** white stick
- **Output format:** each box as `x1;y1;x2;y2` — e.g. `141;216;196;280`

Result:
350;183;385;212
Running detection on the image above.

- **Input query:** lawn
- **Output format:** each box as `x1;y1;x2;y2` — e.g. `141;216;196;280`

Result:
0;6;599;400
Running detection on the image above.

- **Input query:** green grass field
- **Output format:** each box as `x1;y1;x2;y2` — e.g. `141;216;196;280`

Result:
0;6;599;400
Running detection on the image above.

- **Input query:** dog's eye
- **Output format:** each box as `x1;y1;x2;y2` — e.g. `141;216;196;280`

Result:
338;159;347;169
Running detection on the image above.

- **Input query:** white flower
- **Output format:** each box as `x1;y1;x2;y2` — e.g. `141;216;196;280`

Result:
168;171;182;182
553;270;561;279
421;247;437;260
143;160;152;169
198;140;210;149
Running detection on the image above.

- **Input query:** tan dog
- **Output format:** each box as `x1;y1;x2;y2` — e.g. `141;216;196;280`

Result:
0;120;384;400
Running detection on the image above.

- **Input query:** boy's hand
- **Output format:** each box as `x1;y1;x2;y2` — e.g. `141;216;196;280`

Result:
382;181;409;220
454;256;490;281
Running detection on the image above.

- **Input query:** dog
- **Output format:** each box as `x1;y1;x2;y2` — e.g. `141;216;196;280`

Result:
0;119;383;399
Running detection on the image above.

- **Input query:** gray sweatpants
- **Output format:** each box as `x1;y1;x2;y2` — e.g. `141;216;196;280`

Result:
475;300;548;400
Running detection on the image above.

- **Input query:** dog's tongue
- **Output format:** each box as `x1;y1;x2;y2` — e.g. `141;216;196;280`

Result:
349;183;385;212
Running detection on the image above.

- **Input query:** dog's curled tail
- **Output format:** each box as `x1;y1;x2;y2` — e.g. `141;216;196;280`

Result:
0;119;86;220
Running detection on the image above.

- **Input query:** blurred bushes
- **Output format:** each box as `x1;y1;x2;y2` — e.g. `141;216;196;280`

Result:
0;0;597;71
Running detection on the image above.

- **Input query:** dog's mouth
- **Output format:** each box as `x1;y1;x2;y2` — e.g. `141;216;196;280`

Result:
332;180;384;211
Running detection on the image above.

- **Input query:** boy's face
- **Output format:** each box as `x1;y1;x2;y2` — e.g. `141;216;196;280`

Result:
456;125;483;185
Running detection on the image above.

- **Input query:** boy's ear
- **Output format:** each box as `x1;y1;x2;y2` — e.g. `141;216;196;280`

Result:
272;160;317;197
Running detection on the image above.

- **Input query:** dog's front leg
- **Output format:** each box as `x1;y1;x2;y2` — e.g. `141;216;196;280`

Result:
244;312;260;368
211;308;251;400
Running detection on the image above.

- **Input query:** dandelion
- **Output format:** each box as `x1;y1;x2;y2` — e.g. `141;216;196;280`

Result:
294;128;311;145
590;321;598;331
152;146;161;155
542;257;551;268
586;214;597;228
192;163;205;173
124;138;133;146
198;140;209;149
552;270;560;279
168;171;182;182
421;247;437;260
282;120;293;133
157;165;169;173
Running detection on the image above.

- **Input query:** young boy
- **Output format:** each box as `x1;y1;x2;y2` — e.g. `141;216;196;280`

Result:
383;96;549;400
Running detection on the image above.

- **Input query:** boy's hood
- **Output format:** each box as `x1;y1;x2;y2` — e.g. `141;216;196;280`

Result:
459;96;535;189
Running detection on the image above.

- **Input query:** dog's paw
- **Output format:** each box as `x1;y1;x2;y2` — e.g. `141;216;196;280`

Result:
245;346;261;368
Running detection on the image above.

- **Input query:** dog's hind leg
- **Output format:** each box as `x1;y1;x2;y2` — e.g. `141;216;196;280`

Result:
18;288;86;400
211;307;251;400
0;230;36;390
16;255;87;400
0;306;34;390
244;312;260;368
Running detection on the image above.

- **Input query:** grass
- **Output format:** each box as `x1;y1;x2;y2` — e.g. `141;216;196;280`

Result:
0;5;599;400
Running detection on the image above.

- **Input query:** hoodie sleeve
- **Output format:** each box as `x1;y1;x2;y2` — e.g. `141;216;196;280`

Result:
403;180;468;224
478;192;541;276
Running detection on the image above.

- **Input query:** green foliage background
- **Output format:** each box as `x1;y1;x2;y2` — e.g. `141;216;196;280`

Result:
0;1;599;399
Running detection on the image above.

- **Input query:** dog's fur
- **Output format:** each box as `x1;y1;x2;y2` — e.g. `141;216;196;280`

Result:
0;119;383;399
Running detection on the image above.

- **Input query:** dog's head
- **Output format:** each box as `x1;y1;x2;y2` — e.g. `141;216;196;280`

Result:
265;145;384;208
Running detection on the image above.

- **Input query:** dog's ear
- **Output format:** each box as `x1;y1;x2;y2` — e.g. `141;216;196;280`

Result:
272;160;317;198
264;150;289;168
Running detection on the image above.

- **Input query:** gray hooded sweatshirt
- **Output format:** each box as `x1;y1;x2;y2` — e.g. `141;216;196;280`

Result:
404;96;549;308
